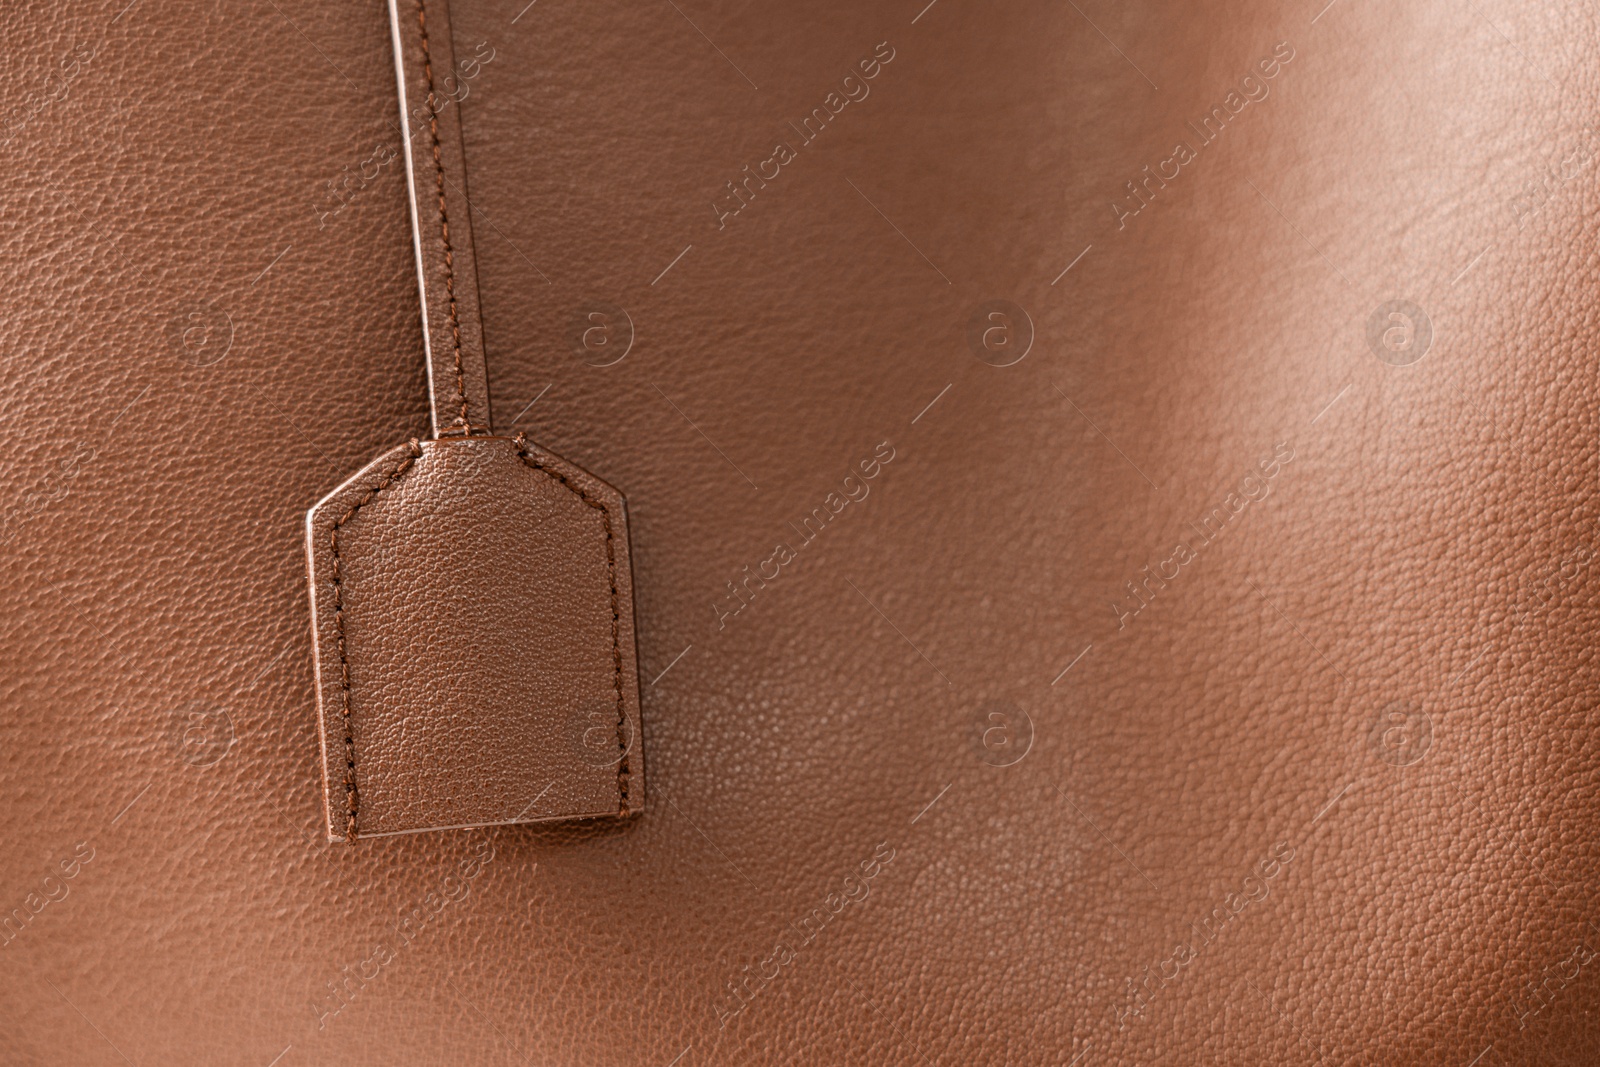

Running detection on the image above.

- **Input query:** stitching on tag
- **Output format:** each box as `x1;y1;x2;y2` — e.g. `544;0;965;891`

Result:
415;1;470;432
328;440;423;838
515;435;631;815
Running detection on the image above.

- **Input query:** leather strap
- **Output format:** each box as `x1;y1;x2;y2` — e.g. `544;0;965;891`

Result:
302;0;643;841
388;0;493;436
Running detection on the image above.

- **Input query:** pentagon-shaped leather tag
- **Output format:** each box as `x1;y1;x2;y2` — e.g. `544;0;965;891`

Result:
305;435;642;840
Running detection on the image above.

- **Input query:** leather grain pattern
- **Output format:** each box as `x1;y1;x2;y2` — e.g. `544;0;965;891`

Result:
4;0;1600;1063
305;435;640;839
299;0;641;841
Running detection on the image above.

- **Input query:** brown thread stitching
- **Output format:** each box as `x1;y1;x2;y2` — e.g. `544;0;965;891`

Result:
514;434;630;814
415;1;470;432
328;440;424;838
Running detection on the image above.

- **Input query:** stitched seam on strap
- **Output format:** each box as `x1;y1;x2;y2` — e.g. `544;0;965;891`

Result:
515;435;630;815
328;441;423;838
415;1;470;431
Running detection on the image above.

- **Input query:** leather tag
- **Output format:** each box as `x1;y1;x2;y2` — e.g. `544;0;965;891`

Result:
305;435;642;840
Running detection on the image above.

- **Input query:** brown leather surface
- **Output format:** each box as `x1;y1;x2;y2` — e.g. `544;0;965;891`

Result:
5;0;1600;1065
305;435;640;838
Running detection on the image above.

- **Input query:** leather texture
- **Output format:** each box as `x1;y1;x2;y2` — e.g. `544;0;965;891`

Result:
305;435;640;838
301;0;640;840
5;0;1600;1064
